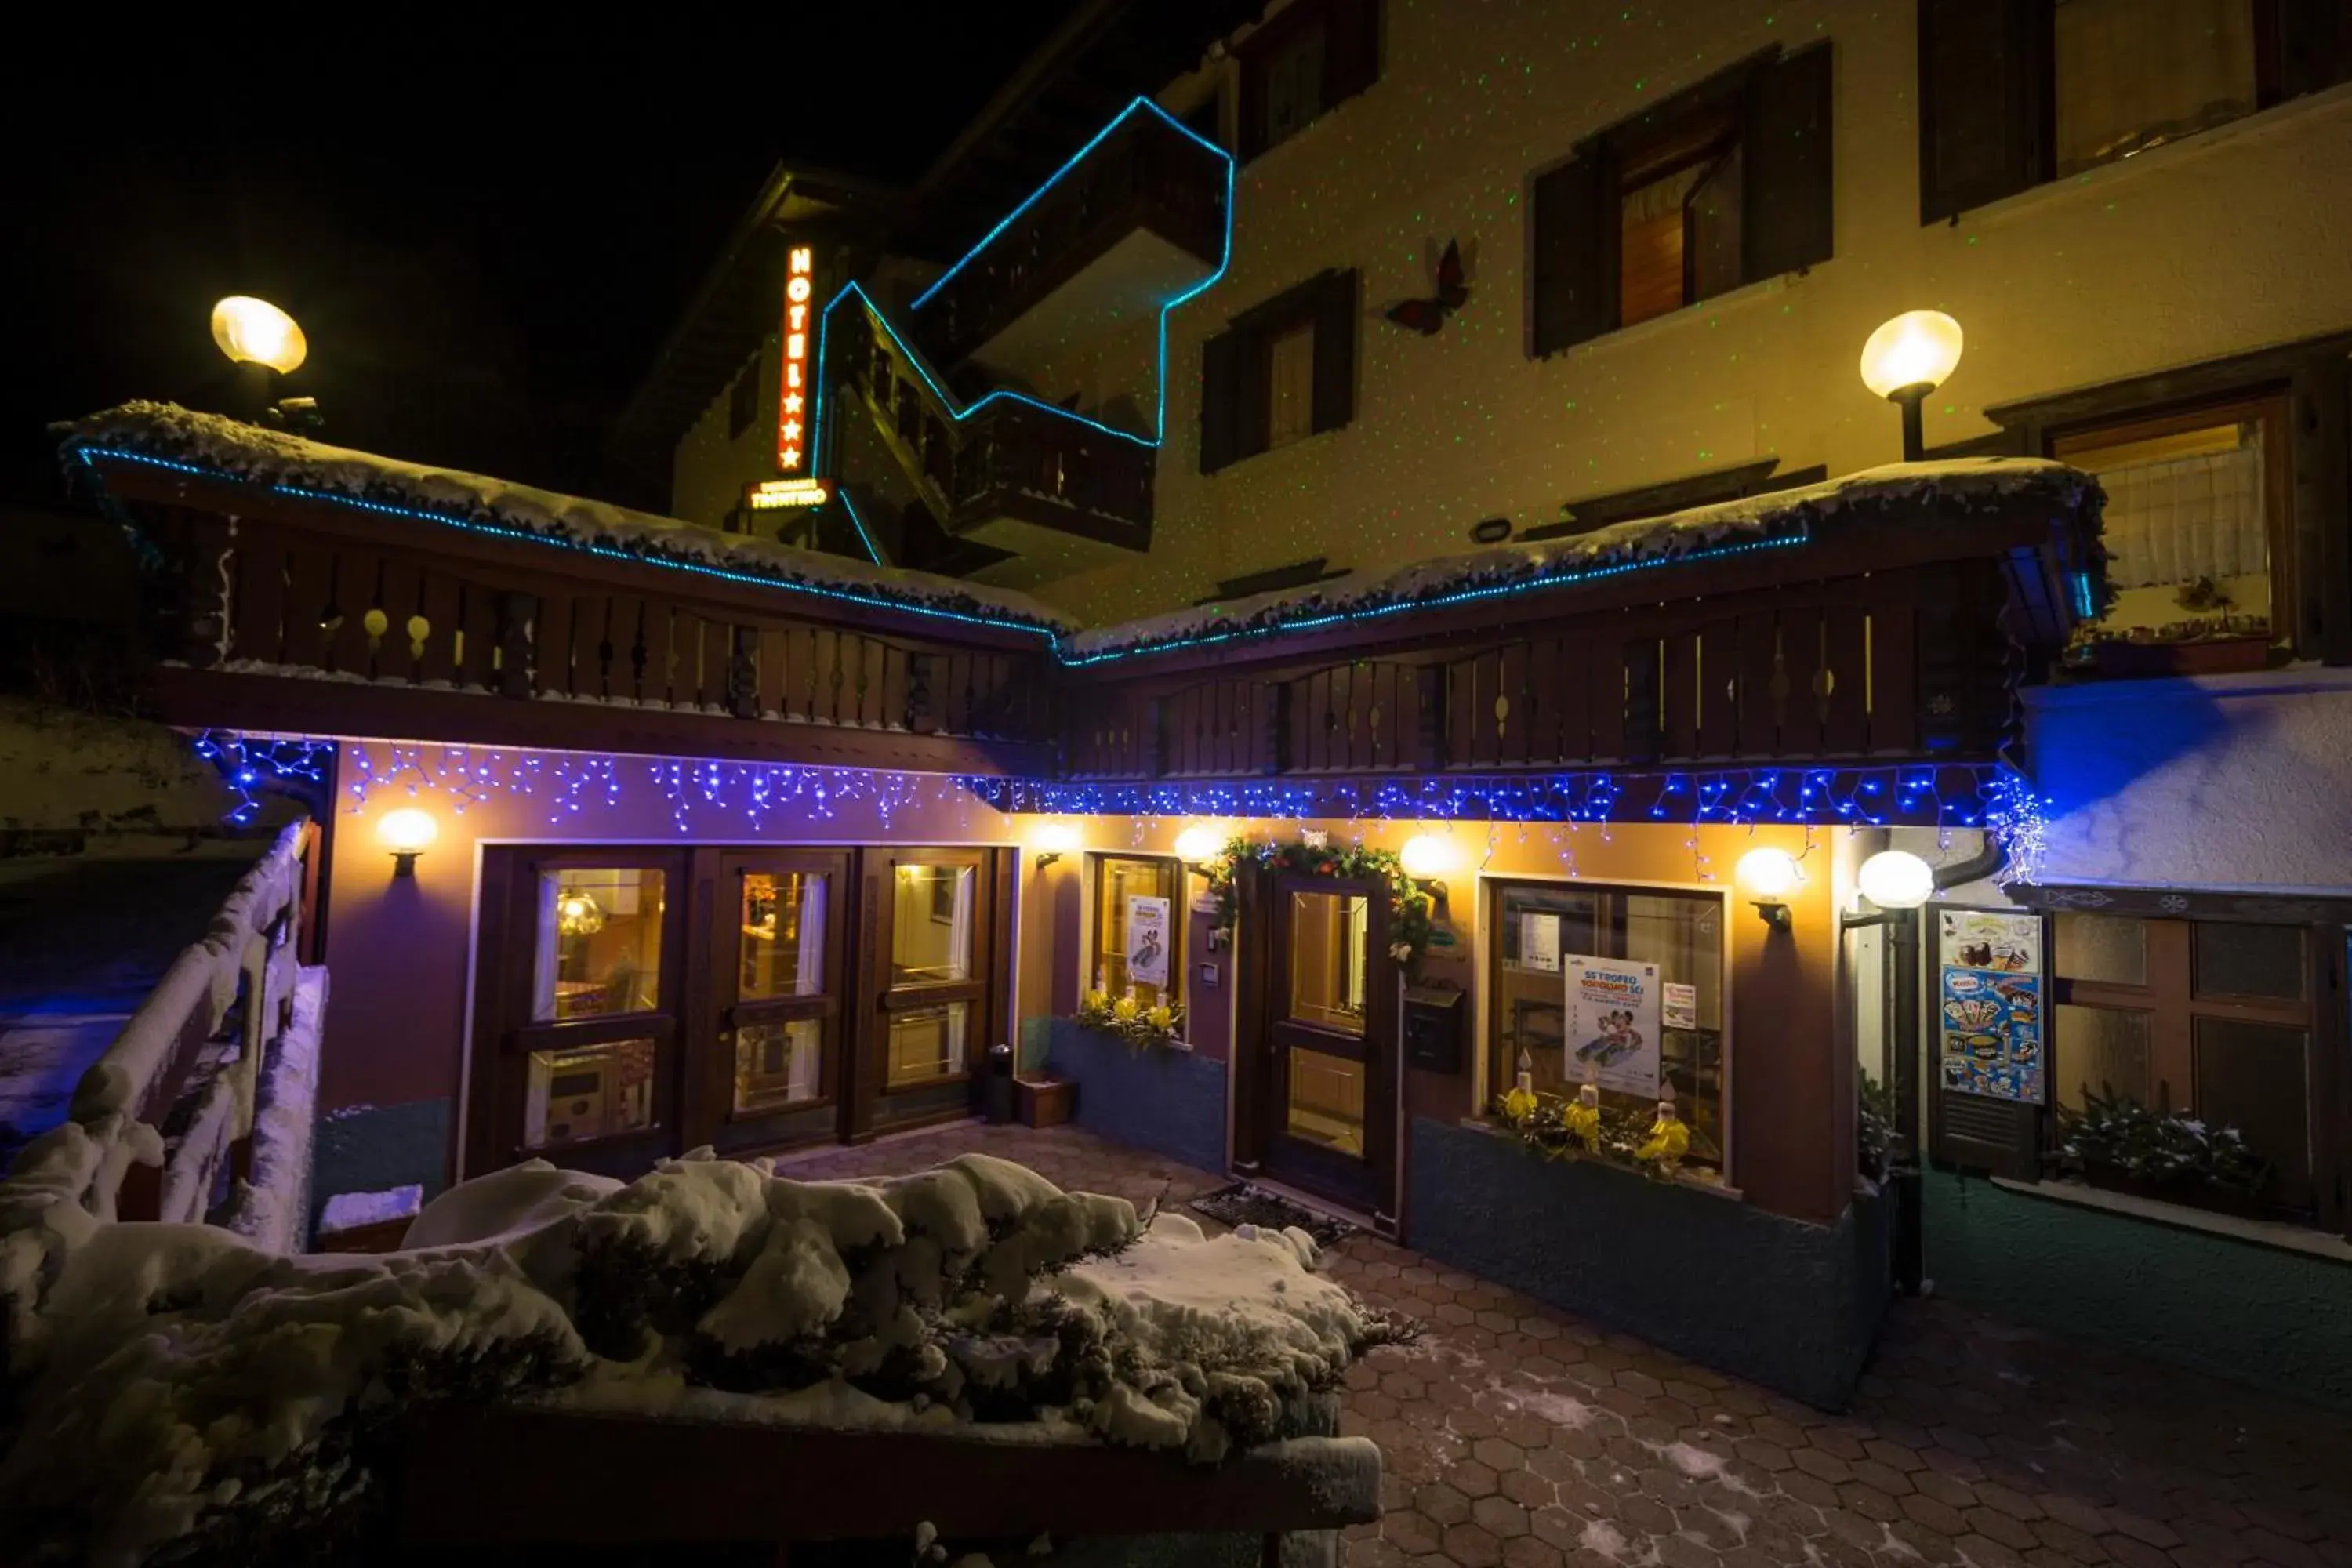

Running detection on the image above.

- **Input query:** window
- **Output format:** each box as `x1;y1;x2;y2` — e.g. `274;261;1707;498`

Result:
1918;0;2350;223
877;853;996;1091
2052;394;2288;659
728;360;760;439
525;1038;658;1150
1199;270;1359;472
1236;0;1381;160
1530;43;1831;356
2052;913;2325;1218
1287;889;1371;1036
1486;880;1727;1171
1090;855;1185;1011
731;864;835;1117
532;868;666;1021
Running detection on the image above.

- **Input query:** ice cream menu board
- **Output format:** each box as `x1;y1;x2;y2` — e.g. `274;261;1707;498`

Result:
1936;909;2044;1103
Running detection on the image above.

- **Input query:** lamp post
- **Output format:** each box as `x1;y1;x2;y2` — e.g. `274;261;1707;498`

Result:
210;296;308;423
1859;310;1964;462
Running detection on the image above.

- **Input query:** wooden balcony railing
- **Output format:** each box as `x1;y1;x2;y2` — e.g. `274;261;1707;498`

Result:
93;456;1061;776
838;297;1154;552
912;101;1228;369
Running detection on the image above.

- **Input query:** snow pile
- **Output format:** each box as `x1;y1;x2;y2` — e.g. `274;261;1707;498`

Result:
220;966;328;1254
1062;458;2101;661
61;402;1072;639
0;1150;1409;1566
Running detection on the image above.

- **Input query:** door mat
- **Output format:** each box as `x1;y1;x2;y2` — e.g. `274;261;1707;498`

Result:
1187;1182;1357;1248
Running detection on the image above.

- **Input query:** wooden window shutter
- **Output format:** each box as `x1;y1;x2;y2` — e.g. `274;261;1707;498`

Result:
2279;0;2352;98
1199;328;1243;474
1324;0;1383;108
1309;268;1359;434
1529;149;1615;357
1916;0;2052;225
1742;42;1835;281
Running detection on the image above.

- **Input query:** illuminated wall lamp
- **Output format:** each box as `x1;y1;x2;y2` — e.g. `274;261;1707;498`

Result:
1398;833;1459;905
1171;822;1226;868
1860;310;1964;463
1032;822;1081;870
1736;847;1800;930
376;807;438;878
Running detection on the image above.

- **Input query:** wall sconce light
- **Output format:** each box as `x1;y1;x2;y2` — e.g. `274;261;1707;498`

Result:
1171;822;1226;868
1736;846;1800;930
1860;310;1963;462
1032;822;1080;870
1856;849;1935;913
1399;833;1459;905
376;807;437;878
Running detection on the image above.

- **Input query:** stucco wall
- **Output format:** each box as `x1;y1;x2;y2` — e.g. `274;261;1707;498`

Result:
1016;0;2352;623
1924;1171;2352;1413
672;330;781;532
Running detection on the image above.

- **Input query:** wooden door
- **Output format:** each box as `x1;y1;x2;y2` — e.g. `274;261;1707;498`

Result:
702;849;851;1157
855;847;1011;1140
1249;870;1397;1214
468;848;689;1179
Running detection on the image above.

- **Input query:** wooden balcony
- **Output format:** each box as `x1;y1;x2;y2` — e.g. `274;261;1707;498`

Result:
89;453;1062;776
911;100;1229;372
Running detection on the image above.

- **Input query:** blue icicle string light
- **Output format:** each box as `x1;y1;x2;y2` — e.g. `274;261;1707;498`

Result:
191;731;336;826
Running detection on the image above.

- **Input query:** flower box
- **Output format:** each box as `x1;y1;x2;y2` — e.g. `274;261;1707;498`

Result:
2076;1165;2273;1222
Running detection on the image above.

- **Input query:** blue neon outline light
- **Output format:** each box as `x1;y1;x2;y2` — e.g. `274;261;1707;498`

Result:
810;96;1236;474
835;486;884;564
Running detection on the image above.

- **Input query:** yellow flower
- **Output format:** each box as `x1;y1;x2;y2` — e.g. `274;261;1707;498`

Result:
1083;989;1108;1011
1501;1086;1538;1123
1113;995;1140;1022
1561;1100;1601;1148
1636;1116;1691;1167
1145;1004;1174;1031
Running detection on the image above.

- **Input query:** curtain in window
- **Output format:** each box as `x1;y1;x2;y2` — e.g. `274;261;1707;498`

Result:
793;877;826;997
2098;438;2265;588
947;873;974;987
531;875;561;1019
2055;0;2257;175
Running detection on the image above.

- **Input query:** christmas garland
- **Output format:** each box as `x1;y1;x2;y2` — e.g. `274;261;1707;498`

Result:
1497;1083;1691;1181
1200;835;1436;978
1074;989;1186;1052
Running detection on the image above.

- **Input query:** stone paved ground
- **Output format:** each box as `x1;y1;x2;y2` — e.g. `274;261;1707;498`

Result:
775;1123;2352;1568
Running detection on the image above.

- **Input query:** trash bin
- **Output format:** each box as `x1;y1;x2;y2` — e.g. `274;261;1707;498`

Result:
983;1040;1016;1125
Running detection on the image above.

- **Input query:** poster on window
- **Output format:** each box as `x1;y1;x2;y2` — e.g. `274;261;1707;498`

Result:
1936;909;2044;1104
1564;955;1662;1100
1124;895;1171;988
1519;912;1562;972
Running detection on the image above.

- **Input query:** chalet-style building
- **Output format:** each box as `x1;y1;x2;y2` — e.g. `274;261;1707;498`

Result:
44;0;2352;1412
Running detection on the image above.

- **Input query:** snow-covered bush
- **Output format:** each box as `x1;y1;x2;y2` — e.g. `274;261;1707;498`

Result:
0;1150;1410;1566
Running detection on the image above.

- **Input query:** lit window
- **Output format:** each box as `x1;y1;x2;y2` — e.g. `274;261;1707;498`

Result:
532;869;666;1021
1091;855;1185;1010
891;864;974;984
524;1038;657;1149
1287;889;1370;1036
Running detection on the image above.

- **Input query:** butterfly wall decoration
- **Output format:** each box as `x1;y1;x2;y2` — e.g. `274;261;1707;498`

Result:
1383;238;1472;335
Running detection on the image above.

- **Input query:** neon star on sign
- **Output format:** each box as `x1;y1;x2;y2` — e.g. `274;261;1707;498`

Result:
778;246;815;473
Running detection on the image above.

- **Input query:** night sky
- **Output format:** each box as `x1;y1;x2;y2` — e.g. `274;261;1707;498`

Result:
4;13;1081;516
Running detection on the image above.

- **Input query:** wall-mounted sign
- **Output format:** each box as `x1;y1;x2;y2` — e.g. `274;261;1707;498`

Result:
745;477;831;511
1935;909;2044;1104
777;246;815;474
1564;955;1661;1100
1662;982;1698;1032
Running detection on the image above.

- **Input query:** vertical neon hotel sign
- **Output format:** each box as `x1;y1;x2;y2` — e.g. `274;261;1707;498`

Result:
746;245;829;512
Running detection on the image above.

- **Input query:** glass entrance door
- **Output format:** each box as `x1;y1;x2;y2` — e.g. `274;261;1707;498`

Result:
710;850;848;1156
863;848;1005;1137
1262;873;1396;1212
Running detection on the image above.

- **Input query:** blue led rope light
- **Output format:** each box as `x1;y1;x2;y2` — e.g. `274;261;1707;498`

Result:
72;444;1821;670
810;96;1236;474
836;485;884;565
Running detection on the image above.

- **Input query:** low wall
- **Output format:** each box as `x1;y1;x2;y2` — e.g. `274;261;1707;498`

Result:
311;1098;452;1240
1044;1019;1229;1177
1922;1170;2352;1413
1406;1118;1891;1410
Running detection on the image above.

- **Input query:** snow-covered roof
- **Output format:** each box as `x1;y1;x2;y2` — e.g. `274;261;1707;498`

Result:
1060;458;2098;662
60;403;1075;637
59;405;2094;666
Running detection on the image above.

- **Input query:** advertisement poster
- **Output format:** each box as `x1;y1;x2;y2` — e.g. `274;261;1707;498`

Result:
1124;895;1171;988
1936;909;2044;1103
1564;956;1663;1099
1662;982;1698;1032
1520;912;1561;972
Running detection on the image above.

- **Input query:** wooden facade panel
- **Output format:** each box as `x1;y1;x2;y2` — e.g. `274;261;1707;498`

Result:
459;584;499;691
1584;637;1623;762
327;550;378;679
1552;640;1590;764
1695;621;1737;757
1623;641;1662;764
376;557;424;685
416;571;463;688
1496;644;1529;768
1662;631;1698;760
1868;605;1918;753
1737;614;1777;755
1469;652;1503;768
533;593;575;699
1779;606;1825;757
1823;604;1869;754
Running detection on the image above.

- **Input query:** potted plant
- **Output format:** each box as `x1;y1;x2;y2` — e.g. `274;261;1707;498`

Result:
2055;1085;2271;1218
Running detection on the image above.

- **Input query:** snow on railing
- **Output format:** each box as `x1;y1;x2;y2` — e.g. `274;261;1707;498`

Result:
1;818;319;1326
